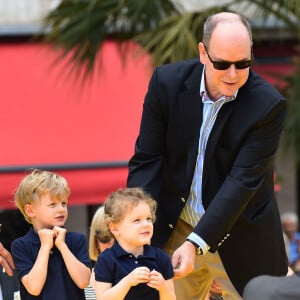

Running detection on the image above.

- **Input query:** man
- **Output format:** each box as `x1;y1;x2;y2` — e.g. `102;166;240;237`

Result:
127;11;288;299
243;273;300;300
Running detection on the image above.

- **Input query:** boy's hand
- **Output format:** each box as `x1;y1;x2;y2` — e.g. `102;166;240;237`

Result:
38;228;54;251
53;226;67;249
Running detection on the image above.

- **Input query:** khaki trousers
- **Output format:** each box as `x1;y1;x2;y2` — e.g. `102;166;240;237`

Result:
164;219;242;300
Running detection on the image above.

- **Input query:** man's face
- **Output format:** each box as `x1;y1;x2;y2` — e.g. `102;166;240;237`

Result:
199;22;252;100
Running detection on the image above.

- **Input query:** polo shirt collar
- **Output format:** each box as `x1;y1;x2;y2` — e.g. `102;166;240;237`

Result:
27;226;40;245
111;242;156;259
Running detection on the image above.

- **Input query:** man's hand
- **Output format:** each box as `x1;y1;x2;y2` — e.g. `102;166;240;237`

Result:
0;242;15;276
172;240;196;279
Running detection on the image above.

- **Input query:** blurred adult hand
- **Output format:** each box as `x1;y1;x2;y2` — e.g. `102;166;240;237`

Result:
0;241;15;276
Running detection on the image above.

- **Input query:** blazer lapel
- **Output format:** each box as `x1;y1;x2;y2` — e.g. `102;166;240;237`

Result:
178;63;203;179
202;101;235;192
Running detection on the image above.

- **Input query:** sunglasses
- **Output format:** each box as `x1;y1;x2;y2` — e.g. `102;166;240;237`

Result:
204;44;252;70
95;229;113;244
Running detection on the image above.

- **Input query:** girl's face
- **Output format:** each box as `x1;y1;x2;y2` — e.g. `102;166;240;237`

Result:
110;201;153;255
25;192;68;231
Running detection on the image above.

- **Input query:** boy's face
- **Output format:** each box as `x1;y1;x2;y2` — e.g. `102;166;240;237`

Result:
110;201;153;252
25;193;68;231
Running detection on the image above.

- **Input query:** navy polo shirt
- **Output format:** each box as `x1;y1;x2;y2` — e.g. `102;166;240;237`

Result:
94;242;174;300
11;227;91;300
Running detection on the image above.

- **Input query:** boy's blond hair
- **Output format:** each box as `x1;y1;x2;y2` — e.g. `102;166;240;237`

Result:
14;169;70;223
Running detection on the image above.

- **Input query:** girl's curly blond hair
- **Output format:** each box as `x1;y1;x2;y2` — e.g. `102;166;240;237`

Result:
104;187;157;226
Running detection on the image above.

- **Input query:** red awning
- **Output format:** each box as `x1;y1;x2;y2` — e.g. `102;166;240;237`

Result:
252;63;294;89
0;41;151;209
0;41;294;209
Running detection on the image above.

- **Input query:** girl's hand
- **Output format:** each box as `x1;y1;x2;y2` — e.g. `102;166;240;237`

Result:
147;269;165;291
127;266;150;286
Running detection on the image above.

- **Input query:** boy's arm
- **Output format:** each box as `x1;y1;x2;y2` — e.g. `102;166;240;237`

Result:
21;229;53;296
54;227;91;288
95;266;150;300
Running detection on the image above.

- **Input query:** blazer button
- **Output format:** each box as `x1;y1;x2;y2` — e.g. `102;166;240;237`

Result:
181;197;186;203
169;224;174;229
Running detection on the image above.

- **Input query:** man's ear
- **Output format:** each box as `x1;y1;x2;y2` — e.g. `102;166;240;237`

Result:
198;42;206;64
24;203;35;218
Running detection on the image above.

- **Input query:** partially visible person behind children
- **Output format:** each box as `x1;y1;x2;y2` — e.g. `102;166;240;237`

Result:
0;241;20;300
11;169;91;300
281;211;300;273
206;280;223;300
94;187;176;300
0;263;20;300
84;206;114;300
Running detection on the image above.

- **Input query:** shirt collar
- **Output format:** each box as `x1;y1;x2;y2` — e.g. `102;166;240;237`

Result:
27;226;41;244
112;242;156;259
200;67;238;103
